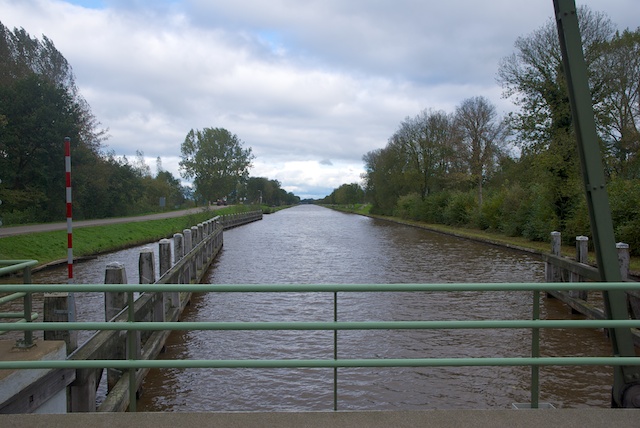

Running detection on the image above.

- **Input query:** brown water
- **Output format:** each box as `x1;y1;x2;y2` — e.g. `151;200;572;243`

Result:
125;205;614;411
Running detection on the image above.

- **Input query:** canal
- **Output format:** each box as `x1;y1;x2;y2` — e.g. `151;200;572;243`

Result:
116;204;611;411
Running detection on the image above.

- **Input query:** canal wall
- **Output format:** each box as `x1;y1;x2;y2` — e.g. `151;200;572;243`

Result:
0;211;262;414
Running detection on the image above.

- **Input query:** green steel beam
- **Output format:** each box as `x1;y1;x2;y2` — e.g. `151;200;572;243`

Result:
553;0;640;407
2;356;640;371
3;319;640;332
1;282;639;293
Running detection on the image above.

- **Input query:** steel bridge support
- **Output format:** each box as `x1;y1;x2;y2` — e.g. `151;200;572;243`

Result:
553;0;640;407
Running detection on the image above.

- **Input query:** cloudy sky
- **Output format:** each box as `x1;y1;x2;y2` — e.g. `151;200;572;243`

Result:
1;0;637;199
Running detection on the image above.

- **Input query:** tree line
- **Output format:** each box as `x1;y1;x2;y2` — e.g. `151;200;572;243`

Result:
324;7;640;254
0;23;297;226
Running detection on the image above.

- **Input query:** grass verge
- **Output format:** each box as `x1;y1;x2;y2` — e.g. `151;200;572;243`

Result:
0;206;250;267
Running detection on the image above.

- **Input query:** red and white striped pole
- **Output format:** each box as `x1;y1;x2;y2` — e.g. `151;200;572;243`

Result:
65;137;74;284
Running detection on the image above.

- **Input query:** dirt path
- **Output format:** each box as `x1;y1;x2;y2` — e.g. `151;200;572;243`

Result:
0;206;227;237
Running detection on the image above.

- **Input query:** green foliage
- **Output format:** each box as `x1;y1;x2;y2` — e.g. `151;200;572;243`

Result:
442;191;477;226
180;127;254;204
394;193;422;220
421;191;450;224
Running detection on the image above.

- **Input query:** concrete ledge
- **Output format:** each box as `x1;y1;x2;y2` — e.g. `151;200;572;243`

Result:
4;409;640;428
0;340;72;414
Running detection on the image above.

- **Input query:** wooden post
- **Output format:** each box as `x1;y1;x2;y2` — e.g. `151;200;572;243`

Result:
195;224;203;275
171;233;183;309
183;229;193;284
617;242;630;281
190;226;199;282
139;248;164;323
569;236;589;303
43;294;78;354
104;262;127;320
617;242;639;319
139;248;156;285
174;233;184;263
104;262;127;392
159;239;172;277
545;232;562;299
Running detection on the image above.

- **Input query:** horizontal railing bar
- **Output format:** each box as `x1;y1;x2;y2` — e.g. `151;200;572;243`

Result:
4;319;640;332
1;282;639;293
2;356;640;370
0;292;27;305
0;260;38;275
0;312;37;319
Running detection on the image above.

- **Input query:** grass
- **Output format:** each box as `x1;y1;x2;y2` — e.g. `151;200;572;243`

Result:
0;206;248;267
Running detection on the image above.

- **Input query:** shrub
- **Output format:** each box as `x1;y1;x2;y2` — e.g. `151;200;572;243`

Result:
443;191;476;226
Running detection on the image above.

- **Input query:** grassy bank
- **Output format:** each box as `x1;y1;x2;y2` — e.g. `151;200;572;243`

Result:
0;206;252;267
326;203;640;274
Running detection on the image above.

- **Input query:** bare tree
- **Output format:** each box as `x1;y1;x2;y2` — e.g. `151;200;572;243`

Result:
454;96;509;207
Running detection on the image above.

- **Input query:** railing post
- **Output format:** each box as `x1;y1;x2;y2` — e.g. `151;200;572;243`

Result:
569;236;589;304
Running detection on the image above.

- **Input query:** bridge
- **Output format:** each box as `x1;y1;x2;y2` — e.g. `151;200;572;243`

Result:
2;1;640;424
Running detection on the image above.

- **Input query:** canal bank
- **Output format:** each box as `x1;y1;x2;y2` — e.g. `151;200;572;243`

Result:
326;204;640;277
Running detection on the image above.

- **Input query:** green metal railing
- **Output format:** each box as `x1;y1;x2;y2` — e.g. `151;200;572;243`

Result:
0;260;39;348
2;282;640;411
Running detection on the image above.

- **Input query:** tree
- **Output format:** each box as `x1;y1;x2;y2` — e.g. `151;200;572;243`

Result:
0;22;109;223
454;96;509;207
497;6;616;227
597;28;640;178
0;74;82;221
179;127;254;204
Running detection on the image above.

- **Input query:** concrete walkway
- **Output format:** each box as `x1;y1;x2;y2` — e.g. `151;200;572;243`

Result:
4;409;640;427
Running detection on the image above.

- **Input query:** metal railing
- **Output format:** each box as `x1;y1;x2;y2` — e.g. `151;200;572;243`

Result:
1;282;640;412
0;260;38;348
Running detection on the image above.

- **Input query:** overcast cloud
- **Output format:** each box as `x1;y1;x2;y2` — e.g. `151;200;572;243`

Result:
1;0;637;199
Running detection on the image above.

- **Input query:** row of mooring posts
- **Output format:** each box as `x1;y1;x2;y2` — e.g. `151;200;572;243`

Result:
544;231;640;328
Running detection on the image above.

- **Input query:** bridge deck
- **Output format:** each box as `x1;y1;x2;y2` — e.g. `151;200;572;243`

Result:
4;409;640;428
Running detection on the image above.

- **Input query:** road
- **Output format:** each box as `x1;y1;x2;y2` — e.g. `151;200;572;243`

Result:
0;206;228;237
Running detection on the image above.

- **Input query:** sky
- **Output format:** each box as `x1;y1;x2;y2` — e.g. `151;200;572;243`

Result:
1;0;637;199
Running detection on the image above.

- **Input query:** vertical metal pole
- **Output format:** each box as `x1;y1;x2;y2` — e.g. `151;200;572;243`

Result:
531;290;540;408
553;0;640;407
23;266;33;347
333;291;338;411
64;137;77;323
128;290;137;412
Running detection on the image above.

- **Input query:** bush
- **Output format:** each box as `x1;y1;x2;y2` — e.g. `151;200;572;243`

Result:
421;191;450;224
394;193;422;220
480;190;505;231
522;184;558;241
443;191;476;226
